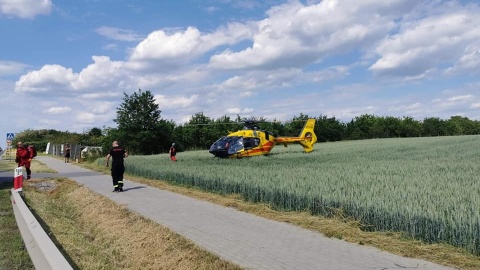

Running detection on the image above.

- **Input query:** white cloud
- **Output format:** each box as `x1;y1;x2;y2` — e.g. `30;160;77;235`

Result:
81;92;122;99
445;44;480;75
95;26;143;42
154;94;199;109
388;102;424;116
429;94;476;114
240;91;253;97
127;27;205;70
89;101;115;114
15;65;77;93
370;7;480;78
212;69;301;93
73;56;127;90
102;43;119;51
209;0;415;70
327;83;378;100
302;66;349;83
225;107;254;114
15;56;130;94
13;54;210;96
38;118;59;126
76;112;97;124
0;0;52;19
134;68;209;89
405;102;422;110
6;0;480;139
447;95;473;102
0;61;29;75
44;106;72;114
324;106;378;121
127;23;253;71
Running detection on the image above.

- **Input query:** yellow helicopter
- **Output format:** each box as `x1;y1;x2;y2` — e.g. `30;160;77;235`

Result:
209;119;317;158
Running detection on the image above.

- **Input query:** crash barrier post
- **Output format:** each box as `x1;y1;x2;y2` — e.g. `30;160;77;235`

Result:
10;189;73;270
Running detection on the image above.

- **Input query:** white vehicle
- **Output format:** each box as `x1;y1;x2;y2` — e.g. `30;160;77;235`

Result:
81;146;103;158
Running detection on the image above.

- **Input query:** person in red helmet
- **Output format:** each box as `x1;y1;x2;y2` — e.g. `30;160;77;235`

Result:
15;141;34;180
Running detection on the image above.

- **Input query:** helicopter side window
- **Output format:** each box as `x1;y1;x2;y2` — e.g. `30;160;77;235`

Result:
211;136;228;148
243;138;252;149
227;137;244;154
243;137;259;150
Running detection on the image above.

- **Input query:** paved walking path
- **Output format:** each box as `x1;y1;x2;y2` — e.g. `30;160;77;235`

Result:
4;157;453;270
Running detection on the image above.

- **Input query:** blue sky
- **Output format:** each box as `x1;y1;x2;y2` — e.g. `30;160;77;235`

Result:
1;0;479;148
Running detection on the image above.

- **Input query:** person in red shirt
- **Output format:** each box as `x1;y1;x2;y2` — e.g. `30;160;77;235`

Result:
169;143;177;162
15;141;33;180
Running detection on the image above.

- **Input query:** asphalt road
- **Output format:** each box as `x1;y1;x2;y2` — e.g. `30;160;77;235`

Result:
1;156;454;270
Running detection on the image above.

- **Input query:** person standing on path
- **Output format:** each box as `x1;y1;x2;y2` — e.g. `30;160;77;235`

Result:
15;141;34;179
64;143;71;163
105;141;128;192
169;143;177;162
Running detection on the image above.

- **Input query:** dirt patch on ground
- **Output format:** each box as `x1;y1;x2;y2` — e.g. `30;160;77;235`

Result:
26;179;58;192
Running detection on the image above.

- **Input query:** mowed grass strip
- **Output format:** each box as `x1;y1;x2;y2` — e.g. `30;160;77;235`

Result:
23;178;242;270
0;154;60;269
0;156;56;269
0;167;34;269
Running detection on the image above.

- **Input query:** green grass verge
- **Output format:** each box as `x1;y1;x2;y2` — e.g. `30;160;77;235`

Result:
0;180;34;270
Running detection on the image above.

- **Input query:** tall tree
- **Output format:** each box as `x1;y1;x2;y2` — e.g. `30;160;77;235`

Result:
284;113;310;136
447;116;479;135
315;115;346;142
399;117;422;137
184;112;214;150
422;117;447;136
114;89;172;154
346;114;378;140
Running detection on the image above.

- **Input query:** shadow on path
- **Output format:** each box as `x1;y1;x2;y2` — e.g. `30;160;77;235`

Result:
122;186;146;192
0;176;12;185
58;172;103;178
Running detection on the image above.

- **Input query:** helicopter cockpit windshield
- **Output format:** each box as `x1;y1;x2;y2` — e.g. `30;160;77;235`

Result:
209;136;244;158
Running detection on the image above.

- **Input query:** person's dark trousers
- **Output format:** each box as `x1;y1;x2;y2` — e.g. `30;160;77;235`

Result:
111;166;125;191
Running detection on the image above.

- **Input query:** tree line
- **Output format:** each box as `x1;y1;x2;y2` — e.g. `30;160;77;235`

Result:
12;89;480;156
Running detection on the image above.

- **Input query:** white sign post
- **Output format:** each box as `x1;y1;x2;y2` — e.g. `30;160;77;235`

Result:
14;167;23;192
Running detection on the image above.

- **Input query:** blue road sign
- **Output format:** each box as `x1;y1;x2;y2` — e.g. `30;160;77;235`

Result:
6;133;14;140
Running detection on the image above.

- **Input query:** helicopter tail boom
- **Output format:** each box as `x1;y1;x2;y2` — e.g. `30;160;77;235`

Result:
275;119;317;153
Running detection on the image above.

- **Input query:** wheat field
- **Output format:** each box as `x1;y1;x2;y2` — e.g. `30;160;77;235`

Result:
109;135;480;255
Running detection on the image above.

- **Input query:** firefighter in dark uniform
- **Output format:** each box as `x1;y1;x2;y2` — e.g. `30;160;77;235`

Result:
105;141;128;192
